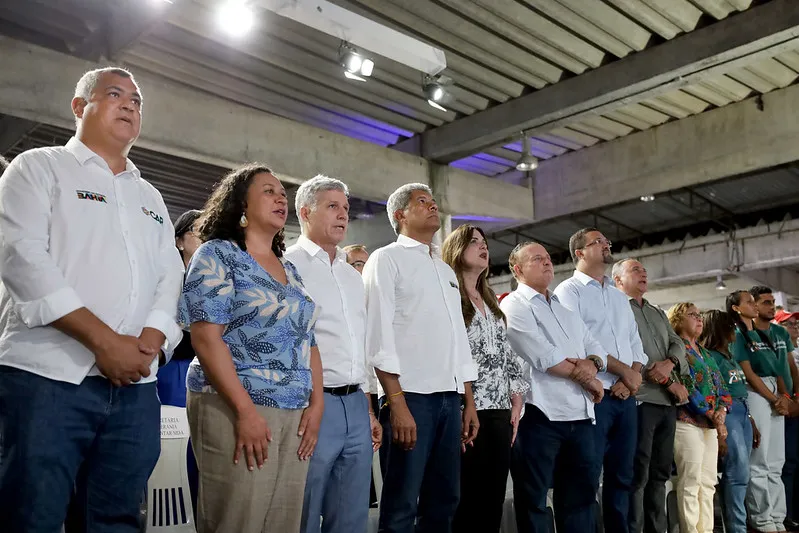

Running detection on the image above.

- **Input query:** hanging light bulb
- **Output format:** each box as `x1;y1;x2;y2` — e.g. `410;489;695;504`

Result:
515;136;538;172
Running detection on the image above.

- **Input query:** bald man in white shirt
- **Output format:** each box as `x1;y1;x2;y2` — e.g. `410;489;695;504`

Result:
501;241;605;533
0;67;183;532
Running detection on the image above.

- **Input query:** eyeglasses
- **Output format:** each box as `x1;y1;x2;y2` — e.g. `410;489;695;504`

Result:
686;312;702;320
784;321;799;328
349;260;366;269
583;237;612;249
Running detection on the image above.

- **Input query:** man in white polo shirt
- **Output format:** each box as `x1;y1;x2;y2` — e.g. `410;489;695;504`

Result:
0;67;183;532
286;175;382;533
364;183;479;533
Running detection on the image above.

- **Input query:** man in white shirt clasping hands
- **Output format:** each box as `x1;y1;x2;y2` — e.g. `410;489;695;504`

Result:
0;67;183;532
500;242;605;533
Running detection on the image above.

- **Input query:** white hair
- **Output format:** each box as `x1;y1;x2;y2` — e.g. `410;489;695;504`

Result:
74;67;137;125
386;183;432;235
295;174;349;232
611;257;637;281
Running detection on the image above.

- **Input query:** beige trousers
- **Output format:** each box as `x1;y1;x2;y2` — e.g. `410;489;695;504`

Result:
187;391;309;533
674;421;718;533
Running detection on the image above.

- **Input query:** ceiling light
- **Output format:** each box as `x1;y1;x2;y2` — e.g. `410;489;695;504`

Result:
640;194;655;202
344;71;366;82
340;46;374;78
360;59;374;77
715;274;727;291
423;81;445;102
427;99;446;111
515;136;538;172
218;0;254;36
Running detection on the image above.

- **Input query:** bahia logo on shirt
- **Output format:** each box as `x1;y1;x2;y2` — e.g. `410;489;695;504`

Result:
141;206;164;225
76;190;107;203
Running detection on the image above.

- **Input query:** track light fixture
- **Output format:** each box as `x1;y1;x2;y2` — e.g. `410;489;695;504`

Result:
515;135;538;172
340;44;374;79
423;75;451;111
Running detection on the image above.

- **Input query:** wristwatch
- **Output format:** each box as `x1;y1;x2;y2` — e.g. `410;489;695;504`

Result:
666;355;681;371
587;355;605;372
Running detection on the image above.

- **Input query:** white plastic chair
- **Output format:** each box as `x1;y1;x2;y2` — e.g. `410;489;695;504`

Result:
145;405;196;533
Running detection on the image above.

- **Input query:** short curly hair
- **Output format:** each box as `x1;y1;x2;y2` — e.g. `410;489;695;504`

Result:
196;163;285;256
667;301;696;337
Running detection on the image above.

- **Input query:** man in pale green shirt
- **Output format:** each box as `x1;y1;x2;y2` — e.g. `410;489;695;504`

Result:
613;258;689;533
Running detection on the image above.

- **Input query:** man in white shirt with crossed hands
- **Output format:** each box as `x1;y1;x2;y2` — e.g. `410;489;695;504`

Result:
0;67;184;532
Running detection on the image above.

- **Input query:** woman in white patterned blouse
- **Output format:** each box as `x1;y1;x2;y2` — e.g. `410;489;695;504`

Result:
442;224;530;533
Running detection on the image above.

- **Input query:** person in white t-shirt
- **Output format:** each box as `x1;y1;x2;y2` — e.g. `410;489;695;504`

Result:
0;67;183;532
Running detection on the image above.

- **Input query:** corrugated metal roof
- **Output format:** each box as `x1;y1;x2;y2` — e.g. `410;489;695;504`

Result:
0;0;768;168
459;45;799;176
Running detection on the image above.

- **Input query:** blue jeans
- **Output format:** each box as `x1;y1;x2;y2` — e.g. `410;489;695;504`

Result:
594;393;637;533
721;398;753;533
378;392;462;533
301;391;373;533
0;367;161;533
511;405;600;533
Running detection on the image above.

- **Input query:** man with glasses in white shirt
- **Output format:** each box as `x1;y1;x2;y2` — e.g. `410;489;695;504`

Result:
553;228;647;533
0;68;183;532
364;183;479;533
286;175;382;533
500;241;606;533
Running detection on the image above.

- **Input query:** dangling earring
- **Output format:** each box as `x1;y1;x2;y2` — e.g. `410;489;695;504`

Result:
239;213;248;228
178;245;185;251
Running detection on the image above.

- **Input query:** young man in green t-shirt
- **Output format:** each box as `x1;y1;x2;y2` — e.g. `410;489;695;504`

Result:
752;286;799;531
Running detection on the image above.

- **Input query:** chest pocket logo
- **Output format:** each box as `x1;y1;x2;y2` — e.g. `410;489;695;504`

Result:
728;368;746;385
141;206;164;225
76;190;107;203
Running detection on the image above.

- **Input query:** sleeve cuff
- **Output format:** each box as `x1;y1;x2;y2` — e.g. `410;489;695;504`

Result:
372;350;401;377
144;309;183;352
460;361;479;383
538;350;567;373
16;286;83;328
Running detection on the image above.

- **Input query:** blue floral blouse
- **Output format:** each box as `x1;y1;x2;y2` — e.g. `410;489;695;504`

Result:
179;239;319;410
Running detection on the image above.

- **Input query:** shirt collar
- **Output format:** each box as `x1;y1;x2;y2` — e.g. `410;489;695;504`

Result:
396;234;439;255
516;281;556;303
573;269;611;287
628;295;650;308
65;136;140;178
296;234;346;264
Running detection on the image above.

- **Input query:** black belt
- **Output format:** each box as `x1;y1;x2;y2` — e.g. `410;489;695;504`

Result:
323;384;361;396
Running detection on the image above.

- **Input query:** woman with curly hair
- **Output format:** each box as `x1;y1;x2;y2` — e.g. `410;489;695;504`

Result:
441;224;528;533
668;302;731;533
180;163;324;533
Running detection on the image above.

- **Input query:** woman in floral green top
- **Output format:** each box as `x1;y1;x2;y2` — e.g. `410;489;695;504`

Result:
668;302;732;533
